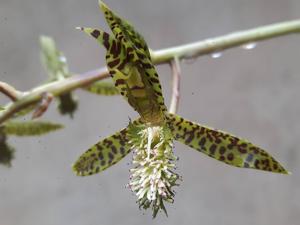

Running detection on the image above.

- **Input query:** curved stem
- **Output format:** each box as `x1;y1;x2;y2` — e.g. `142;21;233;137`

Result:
152;19;300;64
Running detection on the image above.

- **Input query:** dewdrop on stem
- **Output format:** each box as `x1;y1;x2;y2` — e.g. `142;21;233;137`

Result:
242;42;257;50
210;51;223;59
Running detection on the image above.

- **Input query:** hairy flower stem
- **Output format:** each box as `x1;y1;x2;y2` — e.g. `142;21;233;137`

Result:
128;123;180;217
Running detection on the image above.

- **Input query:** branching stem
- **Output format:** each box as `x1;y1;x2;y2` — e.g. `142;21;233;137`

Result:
1;19;300;124
0;82;22;102
152;19;300;63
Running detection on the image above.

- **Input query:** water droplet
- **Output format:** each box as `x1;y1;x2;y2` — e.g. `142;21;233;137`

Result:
59;56;67;63
242;42;257;50
210;52;223;59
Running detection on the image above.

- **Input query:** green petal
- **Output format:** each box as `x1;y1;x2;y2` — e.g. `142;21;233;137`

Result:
79;1;168;123
166;113;289;174
79;25;167;123
76;27;114;51
99;1;167;116
77;27;131;101
3;121;64;136
99;0;151;58
72;127;131;176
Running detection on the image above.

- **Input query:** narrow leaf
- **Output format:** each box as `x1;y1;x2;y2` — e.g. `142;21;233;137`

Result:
40;35;69;81
3;121;64;136
167;113;289;174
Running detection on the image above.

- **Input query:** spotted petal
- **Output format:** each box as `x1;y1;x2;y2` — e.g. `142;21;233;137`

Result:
98;1;168;121
99;0;151;58
73;127;131;176
166;113;289;174
79;25;166;124
76;27;114;51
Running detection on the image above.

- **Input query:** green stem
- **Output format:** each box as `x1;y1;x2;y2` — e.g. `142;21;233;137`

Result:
0;68;109;124
0;82;23;101
152;19;300;63
1;19;300;124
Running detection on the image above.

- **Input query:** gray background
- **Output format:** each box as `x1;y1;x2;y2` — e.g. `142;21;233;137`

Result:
0;0;300;225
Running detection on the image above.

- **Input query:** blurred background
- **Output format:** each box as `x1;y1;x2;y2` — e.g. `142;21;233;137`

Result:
0;0;300;224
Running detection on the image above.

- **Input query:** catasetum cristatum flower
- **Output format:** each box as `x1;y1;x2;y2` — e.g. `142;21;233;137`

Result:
72;1;289;218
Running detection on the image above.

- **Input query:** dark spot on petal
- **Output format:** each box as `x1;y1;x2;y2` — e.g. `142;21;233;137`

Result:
219;146;226;155
108;152;114;160
227;153;234;161
209;144;217;155
246;153;254;162
91;30;100;39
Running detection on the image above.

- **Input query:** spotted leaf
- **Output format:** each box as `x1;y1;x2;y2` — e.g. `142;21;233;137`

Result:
73;127;131;176
166;113;289;174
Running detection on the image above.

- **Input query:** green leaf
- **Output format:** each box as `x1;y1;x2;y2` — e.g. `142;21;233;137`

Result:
40;35;69;81
3;121;64;136
166;113;289;174
83;81;119;96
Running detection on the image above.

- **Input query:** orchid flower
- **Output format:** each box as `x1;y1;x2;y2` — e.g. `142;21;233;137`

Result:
73;1;289;217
